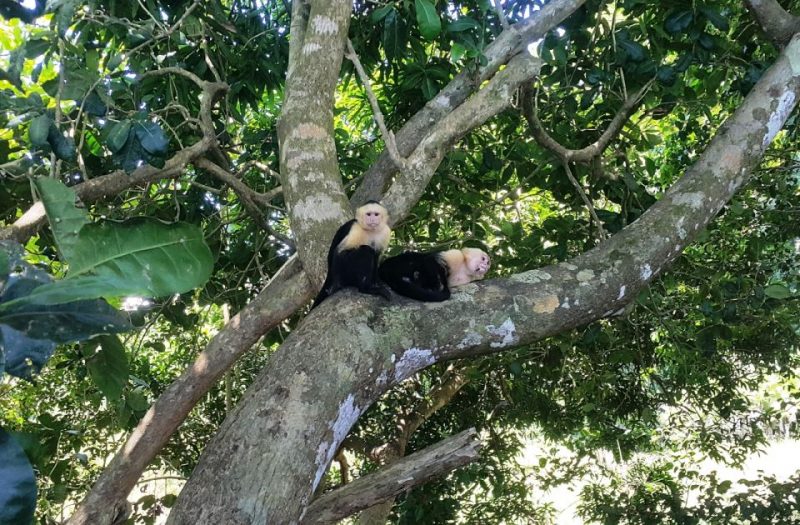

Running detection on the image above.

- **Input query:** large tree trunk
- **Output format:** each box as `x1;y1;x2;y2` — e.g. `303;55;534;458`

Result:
167;35;800;523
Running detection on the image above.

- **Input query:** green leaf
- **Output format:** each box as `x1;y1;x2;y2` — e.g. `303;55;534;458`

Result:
83;91;107;117
664;10;693;35
415;0;441;40
0;296;131;343
105;120;132;153
0;249;8;280
47;124;77;162
134;121;169;156
370;5;393;22
0;428;36;525
86;335;128;401
450;42;466;63
764;284;791;299
447;17;480;32
28;114;51;147
67;220;213;297
383;9;406;61
698;6;729;32
656;66;677;86
618;40;647;62
422;77;437;100
0;325;56;380
34;177;89;263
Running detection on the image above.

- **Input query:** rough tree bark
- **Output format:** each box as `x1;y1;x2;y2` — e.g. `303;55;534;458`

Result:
167;35;800;524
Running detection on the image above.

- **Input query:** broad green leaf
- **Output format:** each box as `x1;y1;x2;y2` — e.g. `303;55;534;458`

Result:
106;120;132;153
764;284;791;299
83;91;107;117
0;249;8;279
134;121;169;156
5;275;130;307
656;66;677;86
0;428;36;525
370;5;393;22
0;325;56;380
28;114;51;147
698;6;729;32
618;40;647;62
664;10;693;34
383;9;406;61
415;0;441;40
67;220;213;297
450;42;467;63
47;125;77;162
447;17;480;32
86;335;128;401
0;297;131;343
34;178;89;263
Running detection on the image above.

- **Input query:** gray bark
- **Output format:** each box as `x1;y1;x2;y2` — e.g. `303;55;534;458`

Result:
303;429;481;524
167;36;800;524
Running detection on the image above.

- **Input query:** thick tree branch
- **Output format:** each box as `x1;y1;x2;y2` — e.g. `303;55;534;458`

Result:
744;0;800;48
277;0;354;286
168;35;800;525
351;0;587;204
303;429;481;524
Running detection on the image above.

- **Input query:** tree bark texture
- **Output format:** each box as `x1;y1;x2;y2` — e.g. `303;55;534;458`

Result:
303;429;481;524
167;36;800;524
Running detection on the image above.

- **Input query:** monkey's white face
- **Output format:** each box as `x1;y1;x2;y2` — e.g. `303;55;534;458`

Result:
464;249;490;277
358;204;388;231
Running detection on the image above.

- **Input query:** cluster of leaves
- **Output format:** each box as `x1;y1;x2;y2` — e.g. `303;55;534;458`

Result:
578;461;800;524
0;178;212;523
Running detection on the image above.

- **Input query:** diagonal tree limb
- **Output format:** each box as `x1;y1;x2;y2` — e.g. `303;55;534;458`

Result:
351;0;587;204
744;0;800;48
345;39;408;172
302;429;481;524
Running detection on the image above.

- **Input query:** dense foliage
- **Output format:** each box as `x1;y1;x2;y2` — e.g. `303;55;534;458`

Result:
0;0;798;523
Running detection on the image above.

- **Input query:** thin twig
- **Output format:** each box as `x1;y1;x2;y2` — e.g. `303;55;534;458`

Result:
493;0;510;30
344;39;408;171
562;160;607;239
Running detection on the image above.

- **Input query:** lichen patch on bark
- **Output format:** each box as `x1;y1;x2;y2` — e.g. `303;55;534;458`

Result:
510;269;552;283
487;318;517;348
394;348;435;382
533;294;559;314
292;194;343;222
763;91;796;147
313;394;362;492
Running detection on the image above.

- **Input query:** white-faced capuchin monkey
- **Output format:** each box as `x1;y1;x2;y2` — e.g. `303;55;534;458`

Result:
312;201;393;308
378;247;490;301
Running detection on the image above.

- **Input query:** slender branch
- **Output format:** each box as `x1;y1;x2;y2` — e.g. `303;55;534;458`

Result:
303;429;481;524
493;0;510;30
562;160;607;240
521;80;653;164
345;39;408;171
194;157;295;248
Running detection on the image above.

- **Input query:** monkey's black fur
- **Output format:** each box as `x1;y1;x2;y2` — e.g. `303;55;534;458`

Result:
379;252;451;302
